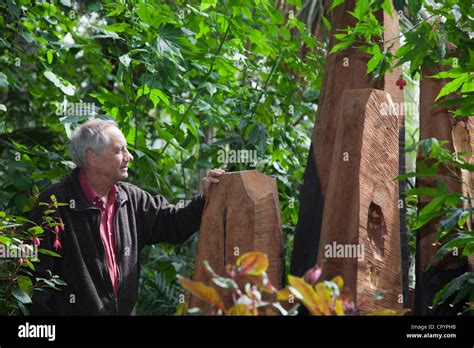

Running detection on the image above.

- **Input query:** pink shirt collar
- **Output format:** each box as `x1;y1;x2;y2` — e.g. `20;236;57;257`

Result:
79;169;118;206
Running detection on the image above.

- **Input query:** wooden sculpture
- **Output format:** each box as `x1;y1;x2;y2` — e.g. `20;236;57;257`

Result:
316;89;402;311
190;171;284;309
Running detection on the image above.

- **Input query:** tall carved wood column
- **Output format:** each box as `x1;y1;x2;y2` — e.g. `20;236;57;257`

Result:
316;89;402;311
291;0;405;295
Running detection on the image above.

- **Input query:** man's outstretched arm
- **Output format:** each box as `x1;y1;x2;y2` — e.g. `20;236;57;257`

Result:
140;169;224;246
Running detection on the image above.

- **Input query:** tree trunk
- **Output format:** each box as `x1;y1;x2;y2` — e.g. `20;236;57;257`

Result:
415;65;472;315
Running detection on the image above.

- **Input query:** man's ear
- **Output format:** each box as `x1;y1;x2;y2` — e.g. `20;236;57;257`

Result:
85;149;97;167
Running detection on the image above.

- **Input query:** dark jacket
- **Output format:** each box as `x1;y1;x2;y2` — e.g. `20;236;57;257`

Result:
28;168;205;315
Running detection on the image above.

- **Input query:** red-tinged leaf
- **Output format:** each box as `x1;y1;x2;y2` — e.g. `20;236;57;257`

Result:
236;251;269;276
287;275;321;315
204;261;238;289
227;304;253;316
178;276;225;311
247;272;277;293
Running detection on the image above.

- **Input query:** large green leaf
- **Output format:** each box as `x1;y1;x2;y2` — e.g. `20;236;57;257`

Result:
17;275;33;297
417;195;447;221
433;272;474;306
436;75;469;100
136;2;165;28
0;235;12;246
330;39;353;54
367;44;382;74
438;209;469;234
352;0;369;20
11;287;32;304
27;226;44;235
429;233;474;268
39;248;61;258
0;72;9;88
407;0;422;16
102;23;130;33
43;71;75;96
150;88;170;107
201;0;218;11
155;25;184;60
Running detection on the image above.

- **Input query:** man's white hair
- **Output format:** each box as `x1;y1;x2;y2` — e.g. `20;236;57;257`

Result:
69;119;119;168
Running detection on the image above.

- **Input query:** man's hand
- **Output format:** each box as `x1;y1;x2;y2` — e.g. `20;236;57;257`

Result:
202;169;225;200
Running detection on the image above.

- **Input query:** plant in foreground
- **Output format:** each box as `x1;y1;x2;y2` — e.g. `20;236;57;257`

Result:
178;251;408;316
0;194;67;315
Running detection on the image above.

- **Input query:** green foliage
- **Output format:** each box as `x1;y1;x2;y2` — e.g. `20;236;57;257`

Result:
1;0;321;314
402;138;474;313
0;196;66;315
330;0;474;116
0;133;71;215
137;239;196;315
433;272;474;313
432;66;474;117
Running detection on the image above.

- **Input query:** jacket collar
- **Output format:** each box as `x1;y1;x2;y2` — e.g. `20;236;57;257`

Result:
66;168;128;210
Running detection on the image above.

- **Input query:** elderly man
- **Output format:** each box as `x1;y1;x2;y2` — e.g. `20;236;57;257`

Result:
28;119;224;315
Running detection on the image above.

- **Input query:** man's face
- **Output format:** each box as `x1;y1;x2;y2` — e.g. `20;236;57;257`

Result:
88;126;134;183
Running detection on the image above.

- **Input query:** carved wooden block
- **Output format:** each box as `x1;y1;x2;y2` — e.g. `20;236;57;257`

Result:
316;89;402;311
190;171;284;309
291;0;405;280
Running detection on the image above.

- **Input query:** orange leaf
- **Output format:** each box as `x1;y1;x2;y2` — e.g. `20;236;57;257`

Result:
227;304;254;316
277;287;292;301
236;251;269;276
314;282;332;315
178;276;225;311
287;275;322;315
